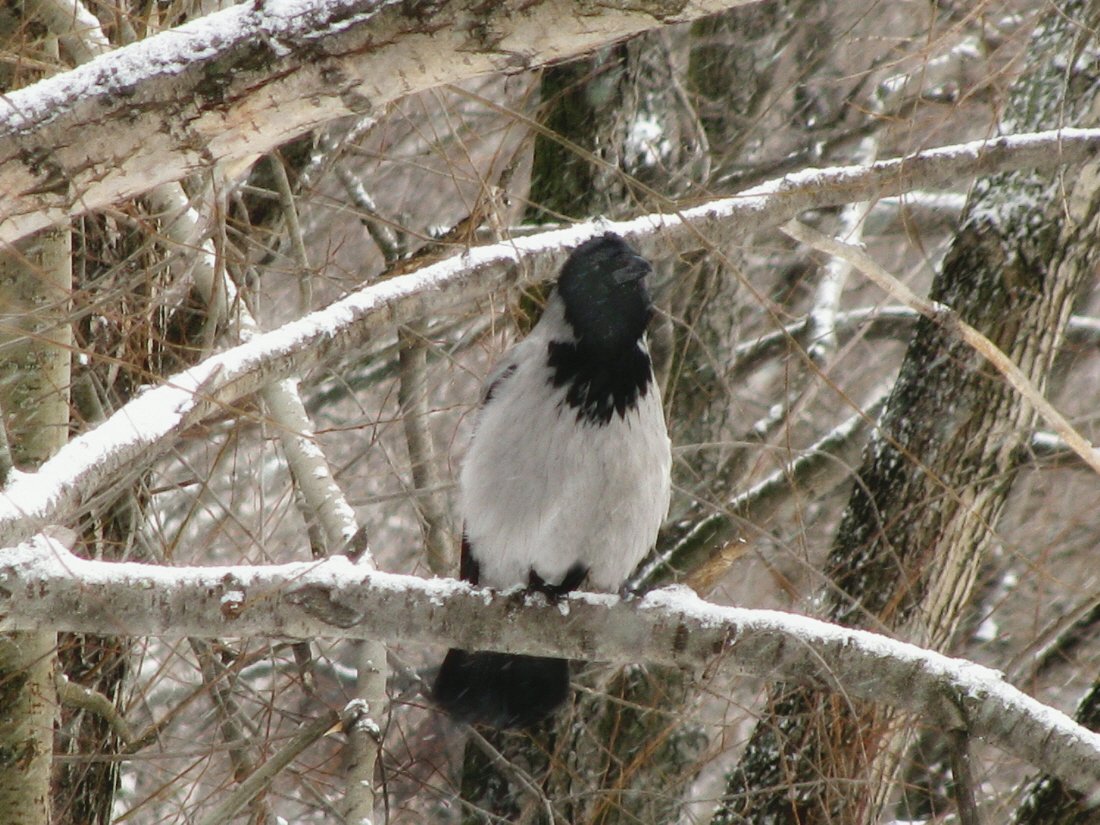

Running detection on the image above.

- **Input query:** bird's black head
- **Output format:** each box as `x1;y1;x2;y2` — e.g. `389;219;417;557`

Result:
556;232;653;354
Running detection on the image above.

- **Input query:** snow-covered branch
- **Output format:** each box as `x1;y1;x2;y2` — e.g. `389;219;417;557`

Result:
4;534;1100;797
0;228;561;547
1;0;1098;248
2;130;1099;546
0;0;756;244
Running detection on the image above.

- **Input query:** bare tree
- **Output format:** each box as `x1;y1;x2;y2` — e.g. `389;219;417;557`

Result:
3;1;1100;824
717;3;1100;823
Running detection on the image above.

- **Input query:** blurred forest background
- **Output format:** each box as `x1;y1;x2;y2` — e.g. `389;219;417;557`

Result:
2;0;1100;823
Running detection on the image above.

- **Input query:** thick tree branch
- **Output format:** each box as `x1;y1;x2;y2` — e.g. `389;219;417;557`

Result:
2;130;1099;548
1;0;1099;250
0;0;757;244
3;534;1100;798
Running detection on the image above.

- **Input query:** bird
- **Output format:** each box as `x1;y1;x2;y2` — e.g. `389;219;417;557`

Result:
432;231;672;729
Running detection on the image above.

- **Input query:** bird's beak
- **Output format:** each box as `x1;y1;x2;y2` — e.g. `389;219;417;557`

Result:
612;256;652;285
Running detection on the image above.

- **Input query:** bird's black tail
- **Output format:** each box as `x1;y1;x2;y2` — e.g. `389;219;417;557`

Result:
433;649;569;729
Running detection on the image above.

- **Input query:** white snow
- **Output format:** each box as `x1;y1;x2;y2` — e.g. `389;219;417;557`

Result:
6;533;1100;787
5;129;1100;547
636;584;1100;765
0;5;248;132
0;362;218;531
626;113;671;167
2;532;477;607
974;615;999;643
0;0;407;135
261;0;398;41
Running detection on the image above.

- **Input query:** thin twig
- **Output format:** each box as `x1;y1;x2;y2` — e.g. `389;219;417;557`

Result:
783;219;1100;476
1008;594;1100;684
948;729;985;825
191;639;260;781
335;161;402;265
805;134;876;363
866;191;967;235
0;399;14;485
463;725;566;825
397;324;453;576
55;672;135;745
632;393;886;594
269;153;313;312
194;709;340;825
730;306;1100;383
740;134;878;449
333;159;454;576
729;305;916;377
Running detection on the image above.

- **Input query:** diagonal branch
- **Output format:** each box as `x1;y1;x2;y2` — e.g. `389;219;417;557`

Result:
2;127;1099;546
631;394;885;594
2;0;1100;248
783;219;1100;475
4;533;1100;799
193;708;341;825
0;0;759;244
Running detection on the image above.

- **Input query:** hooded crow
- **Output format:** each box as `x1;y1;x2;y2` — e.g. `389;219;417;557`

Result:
433;232;672;729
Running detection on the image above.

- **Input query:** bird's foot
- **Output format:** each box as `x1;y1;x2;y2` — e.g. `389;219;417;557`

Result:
527;563;588;603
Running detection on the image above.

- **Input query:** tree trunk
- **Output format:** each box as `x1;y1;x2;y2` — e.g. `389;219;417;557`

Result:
0;227;72;824
716;2;1100;823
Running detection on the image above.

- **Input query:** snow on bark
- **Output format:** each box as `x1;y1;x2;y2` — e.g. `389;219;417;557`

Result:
1;128;1099;548
3;533;1100;798
0;0;758;244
